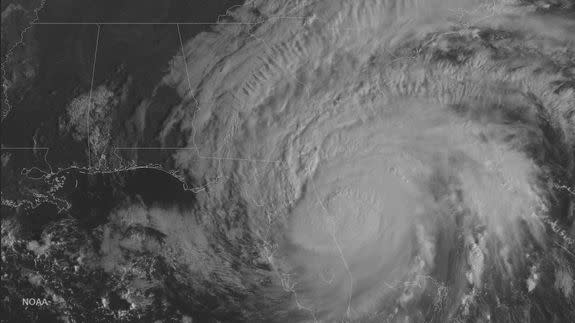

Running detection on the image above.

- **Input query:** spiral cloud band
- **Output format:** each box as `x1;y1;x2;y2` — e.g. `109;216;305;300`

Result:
106;0;575;321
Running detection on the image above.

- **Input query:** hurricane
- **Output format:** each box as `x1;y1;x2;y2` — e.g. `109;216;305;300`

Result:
98;0;575;321
4;0;573;322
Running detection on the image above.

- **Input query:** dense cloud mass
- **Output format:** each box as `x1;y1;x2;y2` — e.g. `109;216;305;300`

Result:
3;0;573;322
112;0;575;321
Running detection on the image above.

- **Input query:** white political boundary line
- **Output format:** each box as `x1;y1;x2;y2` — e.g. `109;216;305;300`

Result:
87;24;101;169
176;24;198;107
33;22;258;25
176;23;200;156
31;17;306;25
0;147;50;150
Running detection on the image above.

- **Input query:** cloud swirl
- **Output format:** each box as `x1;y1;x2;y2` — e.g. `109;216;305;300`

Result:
117;0;575;321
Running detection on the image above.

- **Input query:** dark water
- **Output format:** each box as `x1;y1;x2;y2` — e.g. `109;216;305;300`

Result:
55;167;196;228
6;166;195;236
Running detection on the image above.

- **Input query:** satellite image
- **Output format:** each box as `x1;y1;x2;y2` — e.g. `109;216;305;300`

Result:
1;0;574;322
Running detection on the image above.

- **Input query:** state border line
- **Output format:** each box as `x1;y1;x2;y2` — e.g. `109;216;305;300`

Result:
0;147;50;150
87;24;101;169
31;16;306;25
